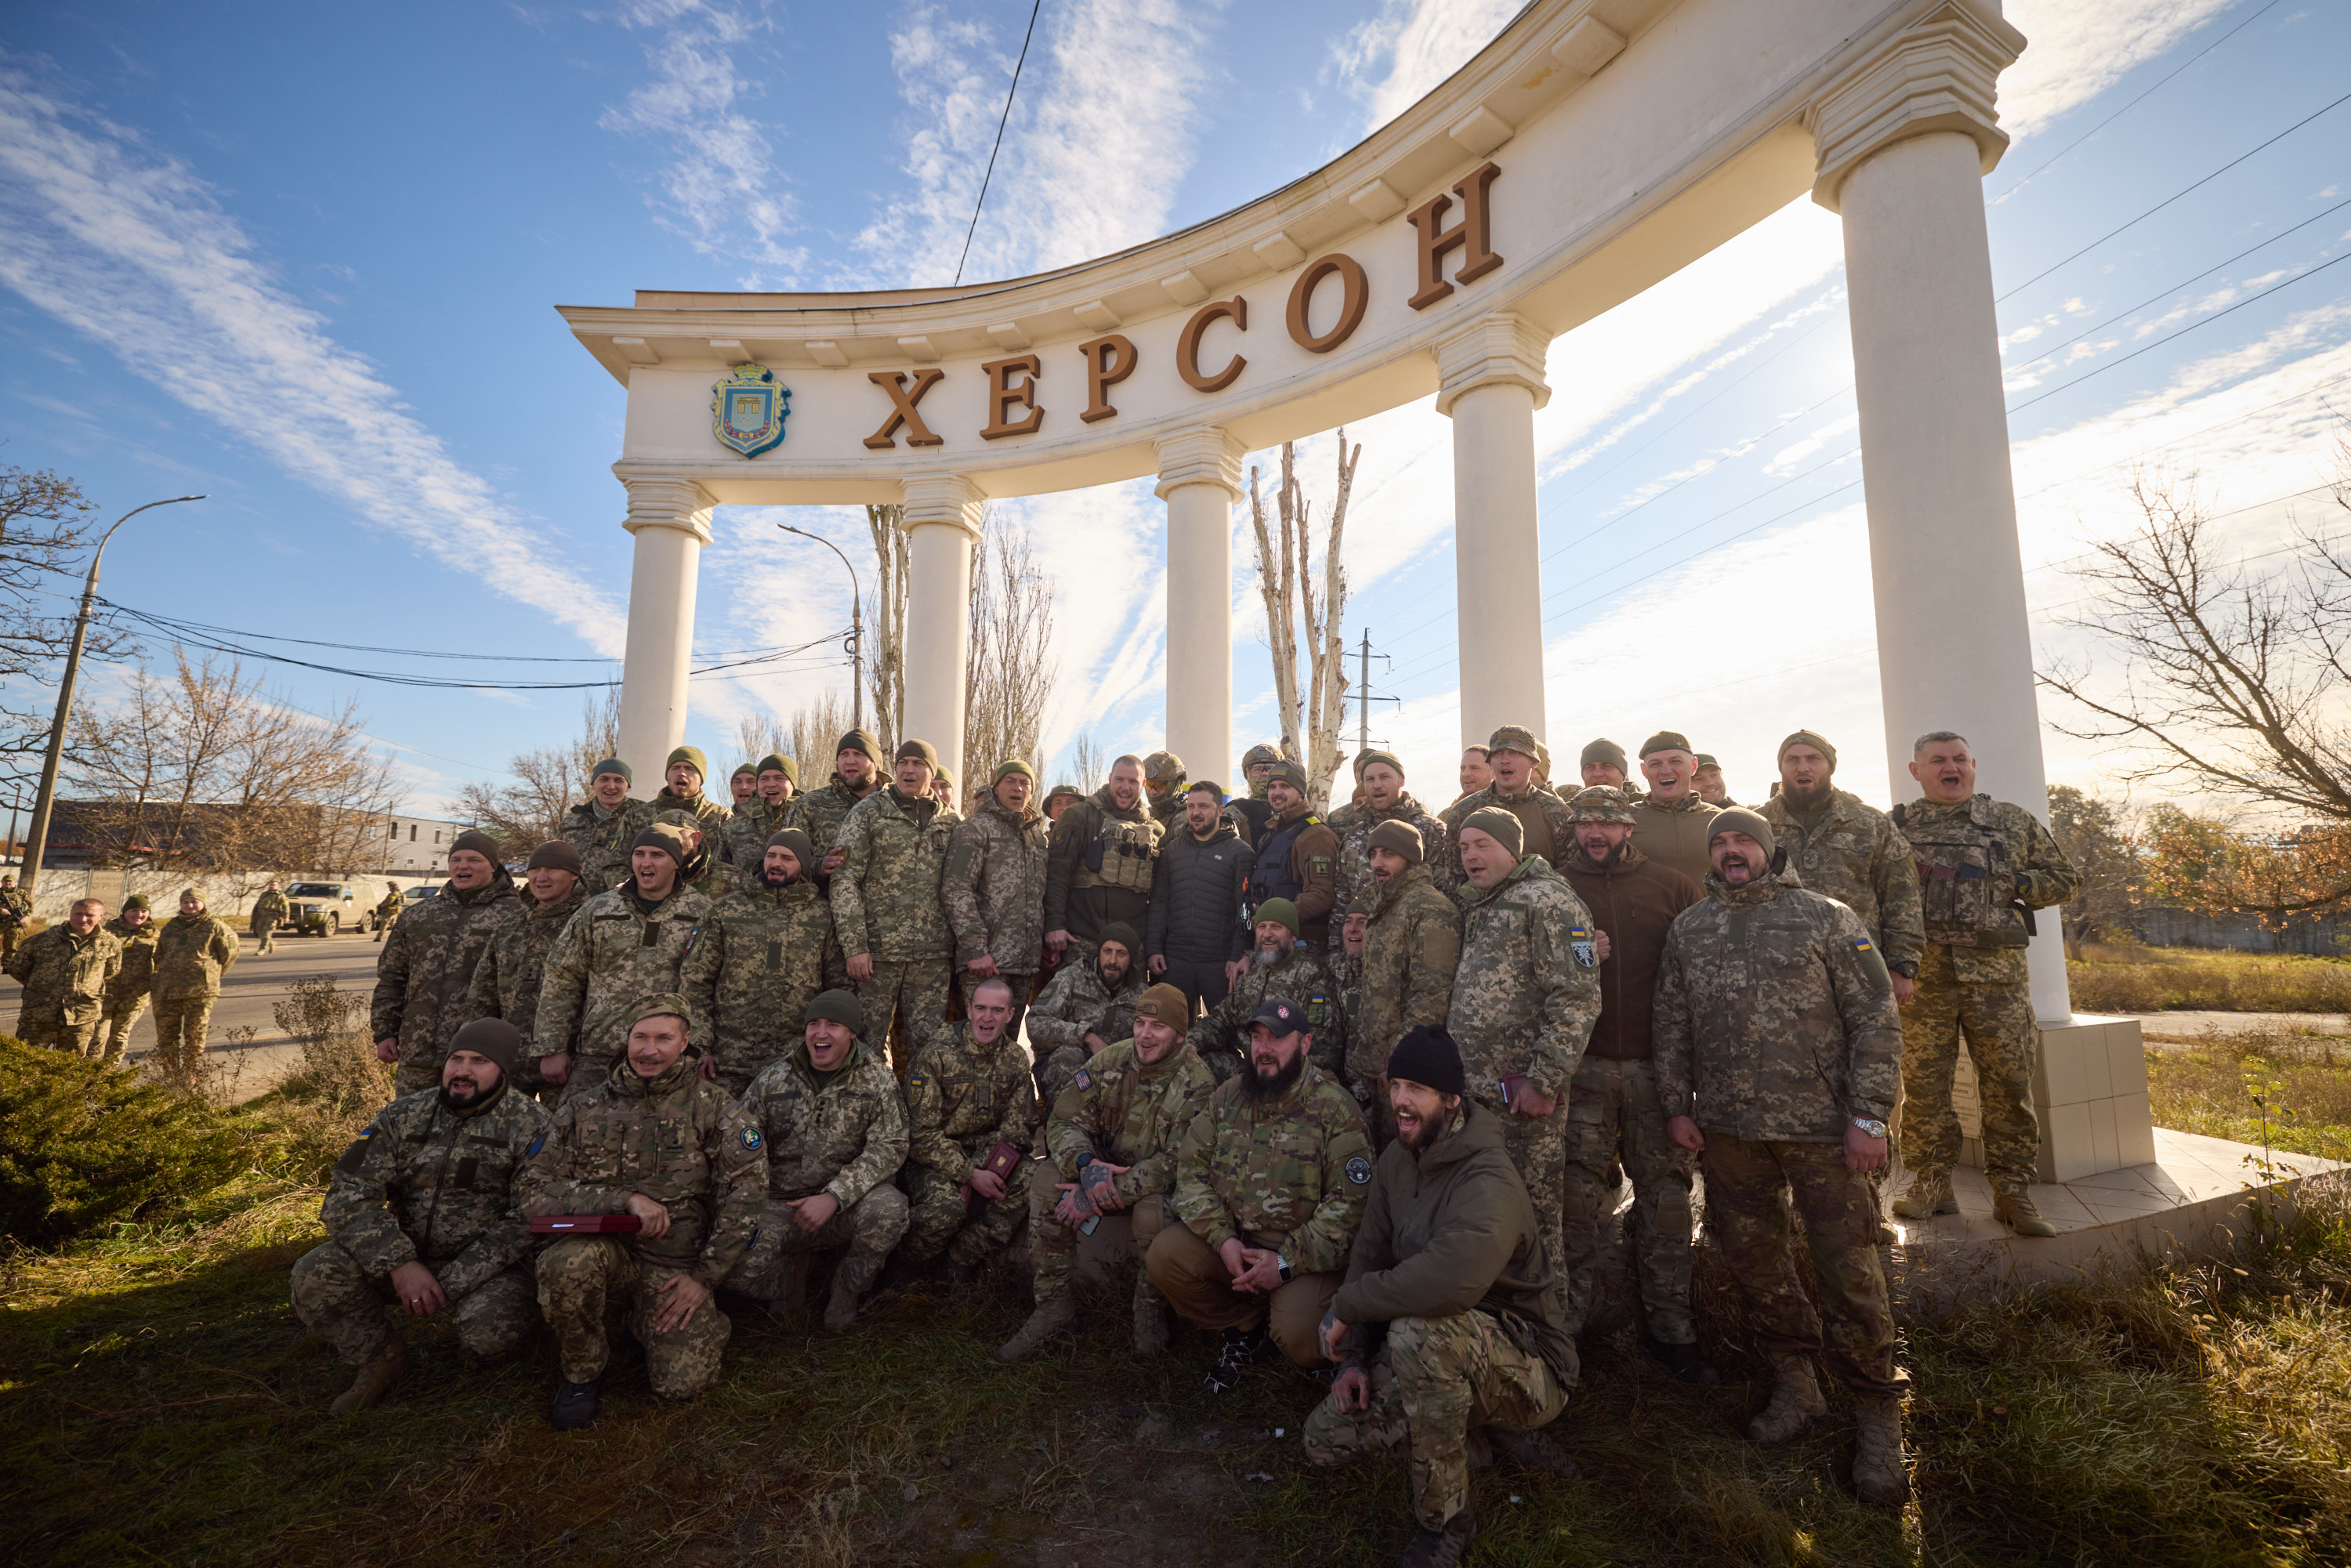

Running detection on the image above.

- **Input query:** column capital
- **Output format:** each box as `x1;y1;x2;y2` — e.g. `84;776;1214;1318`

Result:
1154;425;1244;501
1806;0;2025;213
621;476;715;544
900;474;985;537
1433;313;1550;418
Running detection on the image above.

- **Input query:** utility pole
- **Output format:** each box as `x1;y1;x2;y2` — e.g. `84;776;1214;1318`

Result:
777;523;864;732
1351;628;1399;760
21;494;205;895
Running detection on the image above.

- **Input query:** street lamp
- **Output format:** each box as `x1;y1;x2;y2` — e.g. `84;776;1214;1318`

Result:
20;494;206;894
775;523;864;733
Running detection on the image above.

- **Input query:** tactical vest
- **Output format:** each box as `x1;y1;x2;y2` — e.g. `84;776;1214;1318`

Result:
1073;807;1161;896
1894;795;2030;948
1244;811;1319;921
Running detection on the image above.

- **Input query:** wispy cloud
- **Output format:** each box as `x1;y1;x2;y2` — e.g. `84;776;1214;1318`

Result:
1331;0;1520;136
1999;0;2243;141
0;60;626;653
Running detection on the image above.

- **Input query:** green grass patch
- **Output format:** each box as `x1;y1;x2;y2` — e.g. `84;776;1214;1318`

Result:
2070;944;2351;1015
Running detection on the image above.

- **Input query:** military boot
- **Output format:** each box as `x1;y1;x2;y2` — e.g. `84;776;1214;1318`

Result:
328;1335;408;1415
1487;1425;1581;1479
1851;1393;1910;1506
549;1377;601;1432
1890;1169;1957;1219
1746;1354;1828;1444
1994;1186;2059;1238
994;1293;1076;1363
823;1268;870;1331
1397;1507;1476;1567
1132;1291;1170;1356
1202;1324;1273;1394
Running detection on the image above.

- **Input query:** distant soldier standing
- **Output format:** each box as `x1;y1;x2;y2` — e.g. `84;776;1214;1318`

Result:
831;739;961;1074
0;873;31;963
251;879;289;955
1654;809;1909;1506
679;828;846;1098
1045;754;1162;958
559;759;653;893
942;759;1050;1041
6;897;120;1055
896;976;1038;1279
373;831;523;1099
371;882;404;943
465;842;592;1103
1890;733;2082;1237
99;894;160;1063
1339;822;1461;1148
150;888;239;1077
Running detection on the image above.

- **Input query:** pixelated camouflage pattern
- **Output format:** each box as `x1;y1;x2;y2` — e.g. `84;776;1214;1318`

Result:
1027;954;1144;1103
319;1081;551;1298
464;885;589;1070
721;797;794;883
906;1018;1037;1179
1186;944;1350;1085
725;1184;909;1303
1445;856;1600;1105
1653;869;1904;1141
650;807;729;899
677;876;846;1092
1328;792;1454;946
1759;788;1926;974
101;914;158;1005
5;923;120;1047
371;877;524;1072
1339;863;1460;1088
1897;793;2083;985
1438;781;1575;887
560;795;655;893
537;1237;732;1396
1559;1056;1695;1342
1044;1037;1215;1197
737;1036;909;1209
1171;1063;1371;1275
942;793;1050;974
151;911;239;1001
1900;943;2043;1187
530;882;713;1081
781;775;880;868
903;1142;1032;1267
290;1244;534;1367
829;787;958;961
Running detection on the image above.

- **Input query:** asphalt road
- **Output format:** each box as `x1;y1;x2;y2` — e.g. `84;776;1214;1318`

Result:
1;929;388;1099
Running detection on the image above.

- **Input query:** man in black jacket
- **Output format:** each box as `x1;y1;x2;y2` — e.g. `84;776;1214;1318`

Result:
1147;780;1250;1016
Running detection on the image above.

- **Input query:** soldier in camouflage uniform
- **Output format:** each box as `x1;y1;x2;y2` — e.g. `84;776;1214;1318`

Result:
1692;753;1735;807
292;1019;549;1414
1757;730;1925;998
371;882;404;943
943;759;1049;1041
1151;995;1374;1391
723;990;910;1331
1328;750;1453;954
1576;739;1633;795
997;983;1215;1361
648;806;726;900
0;875;30;964
1188;898;1348;1087
1447;807;1603;1275
534;821;713;1099
831;738;959;1075
373;831;524;1099
559;758;654;893
251;880;289;955
721;754;799;883
1041;783;1084;826
6;898;121;1054
649;744;734;871
784;730;885;883
1028;922;1145;1104
1630;732;1723;887
523;994;765;1425
1654;807;1910;1507
1338;823;1459;1147
1142;750;1189;833
1440;725;1576;889
679;828;844;1098
1891;733;2083;1236
150;887;238;1077
897;976;1038;1274
728;761;757;810
465;842;592;1103
98;894;159;1062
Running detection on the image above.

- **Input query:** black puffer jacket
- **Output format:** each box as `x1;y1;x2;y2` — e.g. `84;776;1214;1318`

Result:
1148;818;1252;964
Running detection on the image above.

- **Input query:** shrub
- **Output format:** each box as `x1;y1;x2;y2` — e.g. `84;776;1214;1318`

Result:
0;1037;249;1244
255;973;390;1182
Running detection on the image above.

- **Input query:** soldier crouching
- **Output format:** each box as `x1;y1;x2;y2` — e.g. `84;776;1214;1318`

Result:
291;1019;549;1414
521;994;766;1429
895;976;1037;1280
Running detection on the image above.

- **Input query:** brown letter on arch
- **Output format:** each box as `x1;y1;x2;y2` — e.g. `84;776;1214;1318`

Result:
1078;335;1137;423
1286;254;1369;353
864;369;947;449
1176;297;1248;393
980;354;1044;440
1406;161;1502;312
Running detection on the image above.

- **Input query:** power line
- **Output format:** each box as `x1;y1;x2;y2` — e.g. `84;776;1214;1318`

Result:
953;0;1046;287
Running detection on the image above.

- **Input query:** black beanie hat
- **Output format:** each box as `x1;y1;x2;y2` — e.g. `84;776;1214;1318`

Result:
527;840;584;875
1386;1024;1467;1098
447;1017;523;1076
451;829;504;864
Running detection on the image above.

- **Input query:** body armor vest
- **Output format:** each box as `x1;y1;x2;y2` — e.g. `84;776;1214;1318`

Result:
1894;795;2030;948
1244;812;1318;922
1074;809;1161;896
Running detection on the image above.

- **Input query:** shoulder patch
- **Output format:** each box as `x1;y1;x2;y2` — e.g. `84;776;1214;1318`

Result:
1568;925;1597;969
334;1132;373;1174
1849;933;1893;995
527;1132;545;1157
741;1124;763;1151
908;1074;926;1089
1345;1154;1372;1185
1074;1068;1092;1091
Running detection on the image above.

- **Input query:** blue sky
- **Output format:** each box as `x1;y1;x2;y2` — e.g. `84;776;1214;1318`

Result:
2;0;2347;820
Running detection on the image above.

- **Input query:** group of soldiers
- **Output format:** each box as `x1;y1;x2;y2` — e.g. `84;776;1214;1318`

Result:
243;725;2074;1566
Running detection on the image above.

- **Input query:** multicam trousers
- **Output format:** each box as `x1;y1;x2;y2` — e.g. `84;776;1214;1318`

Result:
13;1005;99;1056
1304;1309;1568;1530
723;1186;909;1305
902;1153;1033;1269
1900;944;2041;1190
1701;1133;1904;1398
150;995;216;1077
857;956;952;1077
289;1240;537;1365
537;1237;732;1399
99;996;148;1062
1559;1056;1697;1343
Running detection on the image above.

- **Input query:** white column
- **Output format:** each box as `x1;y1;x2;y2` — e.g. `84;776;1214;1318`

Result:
1436;313;1551;747
616;477;714;788
899;475;984;781
1157;427;1243;784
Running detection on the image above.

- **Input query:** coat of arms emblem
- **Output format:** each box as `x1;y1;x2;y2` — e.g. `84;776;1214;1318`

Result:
712;364;790;457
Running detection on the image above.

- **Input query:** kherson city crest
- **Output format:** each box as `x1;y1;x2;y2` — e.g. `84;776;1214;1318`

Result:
712;364;790;457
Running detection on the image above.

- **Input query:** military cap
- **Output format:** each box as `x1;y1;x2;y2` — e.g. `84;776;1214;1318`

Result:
591;756;634;785
1135;983;1190;1026
631;821;691;867
625;992;692;1032
992;758;1036;784
1459;806;1524;859
1580;737;1628;771
1250;996;1307;1037
1779;729;1838;767
1242;742;1285;770
1693;753;1719;770
764;828;817;873
1567;786;1639;826
805;989;862;1030
123;893;150;911
1045;783;1085;806
1487;723;1543;759
896;737;940;770
1639;731;1694;759
179;885;205;905
756;751;797;783
1367;820;1425;865
1253;897;1302;937
933;764;954;788
447;1016;523;1075
666;744;708;780
1099;921;1141;955
731;762;757;780
1264;759;1310;792
836;729;882;763
1708;807;1777;859
527;840;584;875
451;829;504;864
1143;750;1184;784
1353;748;1404;780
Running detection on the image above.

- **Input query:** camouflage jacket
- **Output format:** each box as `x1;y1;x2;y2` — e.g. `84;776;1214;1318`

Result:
0;887;30;929
942;795;1050;973
1759;788;1926;975
322;1081;550;1297
531;882;714;1072
559;796;654;893
102;916;159;1004
738;1037;908;1209
1172;1064;1373;1274
465;885;590;1045
1339;864;1461;1085
1439;782;1576;886
1045;1038;1216;1205
251;890;289;929
829;787;958;961
5;924;121;1022
1446;856;1601;1107
1654;869;1904;1142
721;797;795;883
371;877;525;1070
651;785;733;849
151;911;239;1002
1027;957;1144;1056
1187;944;1349;1082
1328;792;1454;947
649;806;729;900
1895;793;2083;985
520;1049;766;1287
906;1020;1038;1180
677;876;846;1087
783;776;881;874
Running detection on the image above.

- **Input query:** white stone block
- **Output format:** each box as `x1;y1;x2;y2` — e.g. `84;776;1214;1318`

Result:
1447;105;1515;158
2114;1092;2158;1168
2089;1098;2120;1174
2109;1022;2150;1096
1348;179;1405;223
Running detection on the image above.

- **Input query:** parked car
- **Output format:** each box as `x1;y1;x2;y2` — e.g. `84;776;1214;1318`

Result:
285;881;373;936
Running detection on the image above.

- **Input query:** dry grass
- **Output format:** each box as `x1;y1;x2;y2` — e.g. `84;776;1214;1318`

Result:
2070;942;2351;1016
2146;1024;2351;1165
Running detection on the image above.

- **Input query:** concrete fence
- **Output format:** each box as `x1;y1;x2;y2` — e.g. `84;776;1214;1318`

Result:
21;869;441;925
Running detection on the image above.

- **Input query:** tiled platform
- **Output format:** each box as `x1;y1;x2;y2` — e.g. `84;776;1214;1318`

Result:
1889;1128;2339;1311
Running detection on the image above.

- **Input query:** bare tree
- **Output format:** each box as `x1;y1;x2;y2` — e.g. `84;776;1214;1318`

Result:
963;514;1057;787
734;712;788;769
0;464;136;784
1248;433;1357;808
788;690;857;780
865;503;908;744
1063;733;1105;794
449;690;621;855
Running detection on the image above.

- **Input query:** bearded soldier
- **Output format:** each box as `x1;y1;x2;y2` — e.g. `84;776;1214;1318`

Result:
560;759;653;892
1027;922;1146;1105
896;976;1038;1279
943;759;1049;1042
1188;899;1348;1088
1327;750;1451;947
465;842;592;1103
679;828;845;1098
1338;824;1459;1147
6;897;120;1055
373;830;525;1099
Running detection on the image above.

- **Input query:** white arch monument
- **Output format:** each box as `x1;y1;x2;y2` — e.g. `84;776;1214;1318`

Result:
561;0;2157;1187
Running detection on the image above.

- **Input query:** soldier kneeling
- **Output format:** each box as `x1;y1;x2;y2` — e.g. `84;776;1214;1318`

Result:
895;976;1037;1282
291;1019;549;1414
523;994;766;1429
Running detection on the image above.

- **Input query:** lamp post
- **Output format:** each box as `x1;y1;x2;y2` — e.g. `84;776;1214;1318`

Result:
20;494;206;894
775;523;864;733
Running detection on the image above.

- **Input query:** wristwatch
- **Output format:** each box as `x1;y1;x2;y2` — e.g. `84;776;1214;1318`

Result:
1851;1117;1888;1139
1277;1255;1295;1284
